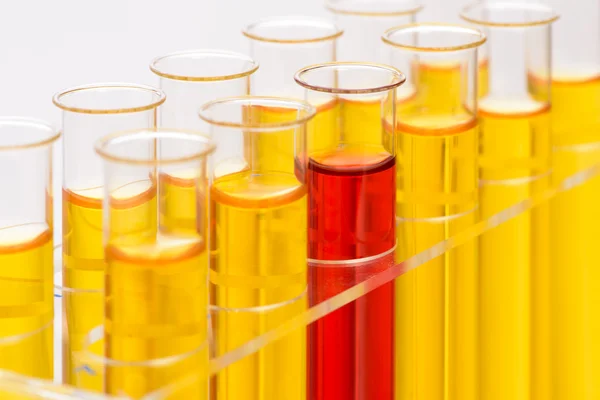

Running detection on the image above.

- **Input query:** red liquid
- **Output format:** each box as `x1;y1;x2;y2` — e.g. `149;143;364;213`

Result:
306;149;396;400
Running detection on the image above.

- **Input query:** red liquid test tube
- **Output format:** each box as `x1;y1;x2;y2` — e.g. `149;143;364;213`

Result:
295;62;406;400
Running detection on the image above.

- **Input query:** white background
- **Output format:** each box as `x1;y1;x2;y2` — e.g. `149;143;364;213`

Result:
0;0;473;124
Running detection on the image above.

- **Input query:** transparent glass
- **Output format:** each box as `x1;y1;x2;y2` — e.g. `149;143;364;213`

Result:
198;96;315;400
53;83;165;391
536;1;600;398
243;16;341;98
295;63;404;399
150;50;257;240
0;118;59;380
150;49;257;131
460;3;556;399
325;0;422;62
383;24;484;400
94;129;214;399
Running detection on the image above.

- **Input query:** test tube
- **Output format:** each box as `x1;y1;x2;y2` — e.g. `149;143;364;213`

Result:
530;1;600;399
199;96;315;400
294;62;405;400
150;50;257;240
0;118;59;379
53;83;165;390
461;3;556;399
383;24;484;400
150;50;257;130
243;16;341;171
325;0;422;62
95;128;214;398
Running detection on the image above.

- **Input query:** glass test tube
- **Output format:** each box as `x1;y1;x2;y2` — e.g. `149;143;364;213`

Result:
53;83;165;390
533;1;600;398
461;4;556;400
325;0;422;62
295;62;405;400
199;97;315;400
383;24;484;400
95;129;214;398
243;16;342;169
0;118;59;379
150;50;257;244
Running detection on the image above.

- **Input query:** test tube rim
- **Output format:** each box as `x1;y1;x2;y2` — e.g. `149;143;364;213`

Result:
325;0;423;17
52;82;166;115
95;128;216;166
294;61;406;94
382;22;487;52
242;15;343;44
150;49;259;82
460;1;559;28
198;95;317;131
0;117;60;151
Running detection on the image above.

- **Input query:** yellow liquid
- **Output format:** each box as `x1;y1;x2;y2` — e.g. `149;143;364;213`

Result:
211;170;307;400
0;224;53;379
394;115;478;400
105;234;208;399
531;73;600;399
478;100;551;400
243;101;338;176
62;181;158;390
414;60;489;112
62;188;104;389
158;172;208;236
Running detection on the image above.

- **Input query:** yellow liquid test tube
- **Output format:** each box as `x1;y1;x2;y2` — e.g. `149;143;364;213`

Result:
206;18;340;400
461;4;557;399
53;84;165;390
95;129;214;398
529;1;600;398
200;97;315;400
383;24;484;400
150;50;258;235
0;118;59;379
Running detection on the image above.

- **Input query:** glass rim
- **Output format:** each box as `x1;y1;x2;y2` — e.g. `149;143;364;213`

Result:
149;49;259;82
52;82;166;114
95;128;216;166
0;117;60;151
294;62;406;94
461;2;559;28
382;23;487;52
242;16;343;44
325;0;423;17
198;96;317;130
